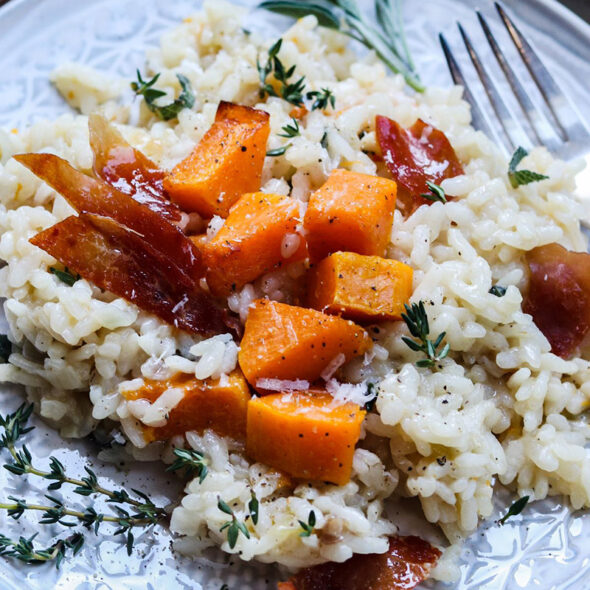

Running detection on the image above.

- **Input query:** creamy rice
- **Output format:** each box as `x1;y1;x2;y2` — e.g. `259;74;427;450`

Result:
1;0;589;582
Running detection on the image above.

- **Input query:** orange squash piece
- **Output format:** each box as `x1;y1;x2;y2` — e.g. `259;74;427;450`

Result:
303;169;397;261
246;391;365;485
238;299;371;389
308;251;413;321
122;370;251;441
202;192;307;297
163;101;270;217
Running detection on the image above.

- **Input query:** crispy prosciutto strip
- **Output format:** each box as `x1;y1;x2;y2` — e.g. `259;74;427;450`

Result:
88;113;184;224
376;116;464;216
30;214;227;336
278;535;441;590
523;243;590;358
14;152;204;283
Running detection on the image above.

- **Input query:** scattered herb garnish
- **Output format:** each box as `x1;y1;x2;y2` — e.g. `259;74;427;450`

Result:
320;130;329;149
420;181;447;204
248;491;259;525
401;301;450;368
364;382;378;412
258;0;423;92
267;145;291;157
498;495;530;525
507;147;549;189
49;266;80;287
0;403;199;566
298;510;316;537
131;70;195;121
218;498;251;549
279;118;301;138
257;39;306;106
489;285;507;297
0;335;11;363
166;448;208;483
306;88;335;111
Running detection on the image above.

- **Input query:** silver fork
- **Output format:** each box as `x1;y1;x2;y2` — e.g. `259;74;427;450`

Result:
439;2;590;218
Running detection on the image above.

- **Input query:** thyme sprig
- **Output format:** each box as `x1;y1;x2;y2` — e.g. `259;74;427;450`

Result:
278;118;301;138
257;39;306;106
420;181;447;204
508;147;549;188
298;510;316;537
0;532;84;568
166;448;209;483
498;495;530;525
0;403;169;565
306;88;335;111
218;498;251;549
131;70;195;121
401;302;450;368
258;0;423;92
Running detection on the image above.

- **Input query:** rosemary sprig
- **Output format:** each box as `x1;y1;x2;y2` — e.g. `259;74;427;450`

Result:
257;39;306;106
0;532;84;568
420;181;447;204
498;495;530;525
218;498;250;549
131;70;195;121
401;302;450;368
258;0;423;92
306;88;335;111
298;510;316;537
508;147;549;188
278;118;301;138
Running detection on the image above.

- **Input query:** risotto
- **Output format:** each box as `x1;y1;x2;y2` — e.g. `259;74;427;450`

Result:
0;0;589;585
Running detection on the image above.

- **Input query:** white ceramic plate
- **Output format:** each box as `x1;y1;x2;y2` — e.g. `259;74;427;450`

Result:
1;1;590;589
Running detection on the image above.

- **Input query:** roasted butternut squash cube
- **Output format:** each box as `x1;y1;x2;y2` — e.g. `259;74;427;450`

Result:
122;370;251;441
238;299;371;390
308;251;413;321
202;192;307;297
163;102;270;217
303;169;396;260
246;391;366;485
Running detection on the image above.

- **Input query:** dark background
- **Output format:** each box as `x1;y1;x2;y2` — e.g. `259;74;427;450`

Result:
0;0;589;19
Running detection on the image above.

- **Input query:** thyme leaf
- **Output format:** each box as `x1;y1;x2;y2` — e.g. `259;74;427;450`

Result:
49;266;80;286
166;448;209;483
498;495;530;525
508;147;549;188
218;498;250;548
401;301;450;368
278;118;301;138
131;70;195;121
489;285;507;297
420;181;447;204
306;88;335;111
298;510;316;537
248;491;259;525
267;145;291;157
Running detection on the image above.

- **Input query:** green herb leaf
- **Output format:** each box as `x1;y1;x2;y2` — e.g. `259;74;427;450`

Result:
267;145;290;157
508;147;549;188
248;491;259;525
320;130;329;149
258;0;423;92
489;285;507;297
420;181;447;204
401;302;450;368
278;118;301;138
306;88;335;111
49;267;80;287
167;448;209;483
498;495;530;525
132;71;195;121
298;510;316;537
363;382;378;411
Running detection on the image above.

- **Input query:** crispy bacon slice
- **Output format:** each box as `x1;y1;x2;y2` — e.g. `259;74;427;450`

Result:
278;535;441;590
376;116;464;216
30;214;227;336
88;113;184;224
524;243;590;358
14;152;204;283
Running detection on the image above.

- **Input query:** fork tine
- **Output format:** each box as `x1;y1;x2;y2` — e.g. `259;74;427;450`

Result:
495;2;590;143
457;23;528;152
438;33;497;145
476;11;559;151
